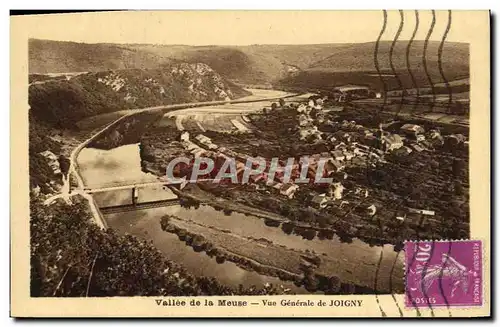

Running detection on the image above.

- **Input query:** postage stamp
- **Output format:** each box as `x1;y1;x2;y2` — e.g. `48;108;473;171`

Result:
405;240;483;308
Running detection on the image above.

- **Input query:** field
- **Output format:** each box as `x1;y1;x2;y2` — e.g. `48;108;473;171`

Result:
162;204;404;292
171;217;305;275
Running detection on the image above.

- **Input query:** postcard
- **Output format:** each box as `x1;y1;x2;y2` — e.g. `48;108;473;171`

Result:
10;10;490;318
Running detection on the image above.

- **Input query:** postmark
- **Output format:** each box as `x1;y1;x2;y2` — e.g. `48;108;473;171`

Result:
405;240;482;308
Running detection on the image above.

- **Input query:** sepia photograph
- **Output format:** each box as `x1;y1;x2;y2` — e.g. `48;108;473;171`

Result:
10;9;490;317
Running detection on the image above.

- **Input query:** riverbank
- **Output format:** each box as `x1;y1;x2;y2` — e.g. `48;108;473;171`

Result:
160;214;392;294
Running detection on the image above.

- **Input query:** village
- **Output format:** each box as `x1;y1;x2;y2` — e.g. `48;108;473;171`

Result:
143;85;469;245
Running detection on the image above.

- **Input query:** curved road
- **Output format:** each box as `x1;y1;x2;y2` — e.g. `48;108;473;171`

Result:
45;90;298;228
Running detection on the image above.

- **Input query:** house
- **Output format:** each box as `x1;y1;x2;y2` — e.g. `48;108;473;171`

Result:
333;85;371;101
368;152;381;160
311;194;329;209
353;148;367;157
195;134;212;145
381;134;404;152
408;208;435;216
355;143;371;151
190;148;207;158
331;150;345;162
272;182;283;191
351;157;366;167
31;185;41;197
298;114;311;127
299;129;310;140
396;215;406;222
328;182;344;200
280;183;299;199
362;134;378;147
179;131;190;142
343;151;355;161
334;142;347;151
265;179;275;187
445;134;467;145
299;127;322;142
366;204;377;216
315;113;325;123
250;173;267;184
296;104;307;113
400;124;425;136
324;159;345;174
429;129;441;138
416;134;426;142
39;150;62;175
39;150;58;161
327;135;337;143
395;146;413;156
411;144;425;152
207;143;218;150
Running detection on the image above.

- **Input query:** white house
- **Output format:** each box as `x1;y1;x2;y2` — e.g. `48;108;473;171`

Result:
280;183;299;199
367;204;377;216
382;134;404;152
180;131;190;142
311;194;328;209
329;182;344;200
331;150;345;162
195;134;212;145
408;208;435;216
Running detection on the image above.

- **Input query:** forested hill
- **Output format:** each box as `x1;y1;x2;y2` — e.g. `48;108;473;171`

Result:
30;39;469;85
29;38;177;73
29;63;250;128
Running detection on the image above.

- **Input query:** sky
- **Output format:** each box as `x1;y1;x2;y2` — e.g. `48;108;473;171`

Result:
14;10;481;45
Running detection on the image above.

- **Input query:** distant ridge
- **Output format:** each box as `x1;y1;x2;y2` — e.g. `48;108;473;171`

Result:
29;38;469;87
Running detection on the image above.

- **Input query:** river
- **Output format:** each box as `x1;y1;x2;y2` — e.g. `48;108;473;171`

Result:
77;143;307;293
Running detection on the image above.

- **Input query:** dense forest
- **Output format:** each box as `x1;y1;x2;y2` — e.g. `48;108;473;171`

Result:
30;197;288;296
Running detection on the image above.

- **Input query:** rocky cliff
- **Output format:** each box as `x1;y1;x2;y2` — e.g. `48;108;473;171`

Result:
29;63;250;128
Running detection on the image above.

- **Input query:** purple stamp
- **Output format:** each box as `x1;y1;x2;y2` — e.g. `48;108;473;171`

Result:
405;240;482;308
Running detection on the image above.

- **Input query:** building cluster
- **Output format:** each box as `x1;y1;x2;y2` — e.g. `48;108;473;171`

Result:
39;150;62;175
331;85;380;102
173;98;467;223
178;131;362;200
296;102;324;142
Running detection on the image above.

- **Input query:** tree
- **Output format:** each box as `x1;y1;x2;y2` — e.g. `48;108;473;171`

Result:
303;271;319;292
271;103;278;110
302;229;317;240
281;223;294;235
326;276;341;294
452;158;465;177
454;181;464;196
